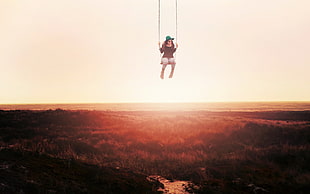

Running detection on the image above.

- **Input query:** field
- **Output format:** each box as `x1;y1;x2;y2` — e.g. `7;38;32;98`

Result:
0;109;310;193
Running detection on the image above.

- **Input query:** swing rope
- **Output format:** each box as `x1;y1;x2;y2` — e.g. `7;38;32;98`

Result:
158;0;178;43
175;0;178;60
158;0;178;56
158;0;161;44
175;0;178;44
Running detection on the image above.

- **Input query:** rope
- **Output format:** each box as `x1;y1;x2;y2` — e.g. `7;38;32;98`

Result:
158;0;162;60
158;0;178;59
175;0;178;60
158;0;161;43
158;0;178;43
175;0;178;43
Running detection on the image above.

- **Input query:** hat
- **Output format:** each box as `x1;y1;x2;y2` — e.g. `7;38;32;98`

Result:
165;36;174;41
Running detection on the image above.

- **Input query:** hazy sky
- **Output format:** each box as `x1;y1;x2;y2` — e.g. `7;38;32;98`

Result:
1;0;309;103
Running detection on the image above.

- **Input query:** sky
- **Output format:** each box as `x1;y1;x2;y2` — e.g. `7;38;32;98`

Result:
0;0;309;103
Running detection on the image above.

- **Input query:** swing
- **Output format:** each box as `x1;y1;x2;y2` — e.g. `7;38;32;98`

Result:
158;0;178;65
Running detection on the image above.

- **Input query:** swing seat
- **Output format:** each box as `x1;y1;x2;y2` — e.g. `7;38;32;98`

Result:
160;62;176;65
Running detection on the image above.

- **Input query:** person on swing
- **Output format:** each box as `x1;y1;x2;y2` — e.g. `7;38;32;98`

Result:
158;36;178;79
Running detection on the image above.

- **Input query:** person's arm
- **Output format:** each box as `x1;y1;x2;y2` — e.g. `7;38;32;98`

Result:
172;43;178;53
159;42;164;53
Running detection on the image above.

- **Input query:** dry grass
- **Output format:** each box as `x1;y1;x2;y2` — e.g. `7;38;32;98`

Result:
1;109;309;193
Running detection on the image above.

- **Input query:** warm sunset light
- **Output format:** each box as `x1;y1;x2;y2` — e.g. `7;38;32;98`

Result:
1;0;310;104
1;2;310;192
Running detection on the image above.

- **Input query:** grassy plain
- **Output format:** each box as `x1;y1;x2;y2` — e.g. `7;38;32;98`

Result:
0;109;309;193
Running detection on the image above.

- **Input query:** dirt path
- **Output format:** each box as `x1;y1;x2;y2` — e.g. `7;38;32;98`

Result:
147;175;197;194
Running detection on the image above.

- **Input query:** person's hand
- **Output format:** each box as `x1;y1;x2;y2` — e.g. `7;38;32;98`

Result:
176;43;178;48
158;42;161;47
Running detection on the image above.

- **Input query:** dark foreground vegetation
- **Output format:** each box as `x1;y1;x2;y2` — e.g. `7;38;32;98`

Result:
0;149;157;194
0;109;310;193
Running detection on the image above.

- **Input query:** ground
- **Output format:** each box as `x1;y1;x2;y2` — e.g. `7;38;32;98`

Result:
0;109;309;193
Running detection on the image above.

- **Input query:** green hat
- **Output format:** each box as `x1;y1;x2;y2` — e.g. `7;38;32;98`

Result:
165;36;174;41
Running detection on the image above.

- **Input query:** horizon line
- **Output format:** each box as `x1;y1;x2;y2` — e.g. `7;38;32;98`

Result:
1;100;310;105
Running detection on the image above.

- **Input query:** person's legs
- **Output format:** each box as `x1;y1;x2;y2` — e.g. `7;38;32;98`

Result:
160;58;168;79
169;64;175;78
168;58;176;78
161;64;167;79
